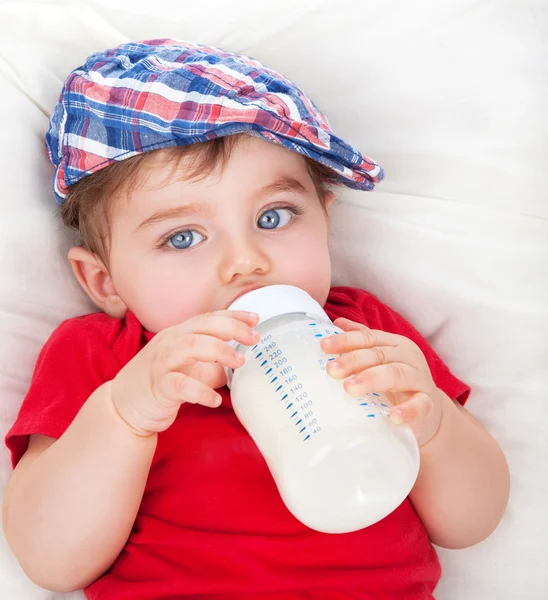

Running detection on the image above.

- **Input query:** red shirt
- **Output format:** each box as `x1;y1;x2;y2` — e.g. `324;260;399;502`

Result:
6;287;470;600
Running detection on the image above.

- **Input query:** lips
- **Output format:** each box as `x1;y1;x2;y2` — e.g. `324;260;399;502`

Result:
228;284;264;308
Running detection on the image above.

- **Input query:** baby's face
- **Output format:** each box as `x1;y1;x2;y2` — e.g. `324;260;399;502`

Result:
107;136;334;333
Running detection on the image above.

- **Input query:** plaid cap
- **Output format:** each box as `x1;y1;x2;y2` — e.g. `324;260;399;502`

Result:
46;39;384;204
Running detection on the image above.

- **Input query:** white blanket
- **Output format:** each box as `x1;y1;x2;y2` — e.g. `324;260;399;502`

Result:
0;1;546;598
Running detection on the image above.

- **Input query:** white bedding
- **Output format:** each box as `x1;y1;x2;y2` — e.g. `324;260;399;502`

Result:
0;1;546;598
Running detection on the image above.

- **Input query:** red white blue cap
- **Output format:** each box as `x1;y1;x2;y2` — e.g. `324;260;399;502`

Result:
46;39;384;204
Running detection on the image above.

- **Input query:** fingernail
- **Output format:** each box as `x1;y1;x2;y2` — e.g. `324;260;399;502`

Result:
235;352;245;362
391;408;404;424
214;395;222;407
346;376;358;387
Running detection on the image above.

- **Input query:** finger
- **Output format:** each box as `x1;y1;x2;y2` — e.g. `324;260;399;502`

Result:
389;391;433;425
159;371;222;408
197;309;259;323
173;313;261;347
221;310;260;325
320;324;401;354
162;334;246;372
343;362;424;397
326;345;406;379
186;361;227;389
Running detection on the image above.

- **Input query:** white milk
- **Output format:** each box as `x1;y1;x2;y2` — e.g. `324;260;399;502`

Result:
227;286;420;534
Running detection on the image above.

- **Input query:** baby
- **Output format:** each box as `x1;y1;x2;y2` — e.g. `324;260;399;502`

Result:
2;39;509;600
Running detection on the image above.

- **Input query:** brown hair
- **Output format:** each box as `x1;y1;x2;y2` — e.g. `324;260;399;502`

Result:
60;133;336;265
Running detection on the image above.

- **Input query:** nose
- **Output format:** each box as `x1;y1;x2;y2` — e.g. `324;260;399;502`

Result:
218;231;271;283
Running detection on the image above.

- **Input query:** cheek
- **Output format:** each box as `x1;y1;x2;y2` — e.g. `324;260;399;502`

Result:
111;252;211;332
275;229;332;297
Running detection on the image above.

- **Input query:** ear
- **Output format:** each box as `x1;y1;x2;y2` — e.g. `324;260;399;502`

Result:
68;246;128;319
324;190;336;211
323;191;336;233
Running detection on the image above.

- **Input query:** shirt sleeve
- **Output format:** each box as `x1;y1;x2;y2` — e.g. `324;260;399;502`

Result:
4;315;124;468
328;287;471;405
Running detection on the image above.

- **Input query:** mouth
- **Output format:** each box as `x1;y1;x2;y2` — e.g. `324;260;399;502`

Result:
228;284;264;308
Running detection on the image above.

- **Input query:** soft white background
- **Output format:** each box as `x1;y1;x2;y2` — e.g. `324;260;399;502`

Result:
0;0;546;598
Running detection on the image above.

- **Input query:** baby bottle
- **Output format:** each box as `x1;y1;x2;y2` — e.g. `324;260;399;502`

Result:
226;285;420;534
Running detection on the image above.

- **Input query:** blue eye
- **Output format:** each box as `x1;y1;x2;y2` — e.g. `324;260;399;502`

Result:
165;230;205;250
258;207;293;230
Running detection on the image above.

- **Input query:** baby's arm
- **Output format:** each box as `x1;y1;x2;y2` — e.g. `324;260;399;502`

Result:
2;310;259;592
409;392;509;549
322;315;509;549
3;385;156;591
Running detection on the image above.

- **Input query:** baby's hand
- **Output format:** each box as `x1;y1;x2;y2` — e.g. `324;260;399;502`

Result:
108;310;260;436
320;317;443;446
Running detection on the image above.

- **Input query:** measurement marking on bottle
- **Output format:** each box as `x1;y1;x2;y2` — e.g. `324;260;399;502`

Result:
360;399;389;418
251;319;328;445
372;392;380;397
